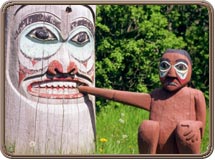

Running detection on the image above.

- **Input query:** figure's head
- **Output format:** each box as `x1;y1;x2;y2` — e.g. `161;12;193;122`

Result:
159;49;192;92
7;5;96;104
5;6;96;153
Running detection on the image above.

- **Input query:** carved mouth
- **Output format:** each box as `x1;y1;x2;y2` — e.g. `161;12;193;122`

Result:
167;82;178;86
27;80;86;99
164;77;179;87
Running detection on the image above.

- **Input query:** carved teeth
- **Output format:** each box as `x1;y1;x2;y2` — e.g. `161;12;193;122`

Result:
34;82;78;88
30;81;86;96
47;84;52;87
40;84;46;87
59;82;64;87
31;87;79;95
53;84;58;87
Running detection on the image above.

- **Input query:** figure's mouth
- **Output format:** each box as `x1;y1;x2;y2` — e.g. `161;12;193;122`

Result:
167;82;178;86
27;80;86;99
164;77;179;87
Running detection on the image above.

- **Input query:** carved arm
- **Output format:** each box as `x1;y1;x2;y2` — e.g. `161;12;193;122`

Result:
78;86;151;111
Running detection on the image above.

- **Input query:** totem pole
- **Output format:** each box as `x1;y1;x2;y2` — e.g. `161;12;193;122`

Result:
5;5;96;154
79;49;206;154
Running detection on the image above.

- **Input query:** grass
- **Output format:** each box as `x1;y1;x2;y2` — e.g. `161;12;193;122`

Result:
95;101;210;154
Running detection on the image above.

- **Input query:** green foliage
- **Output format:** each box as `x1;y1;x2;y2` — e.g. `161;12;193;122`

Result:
95;5;209;108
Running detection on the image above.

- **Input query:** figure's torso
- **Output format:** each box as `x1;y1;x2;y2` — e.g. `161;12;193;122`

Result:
150;87;197;153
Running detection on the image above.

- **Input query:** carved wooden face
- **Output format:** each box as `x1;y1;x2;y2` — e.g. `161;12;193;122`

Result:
12;5;95;103
159;52;192;92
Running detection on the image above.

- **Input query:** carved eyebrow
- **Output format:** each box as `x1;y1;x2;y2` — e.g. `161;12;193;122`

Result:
175;59;189;65
70;18;95;35
15;13;61;38
160;58;170;62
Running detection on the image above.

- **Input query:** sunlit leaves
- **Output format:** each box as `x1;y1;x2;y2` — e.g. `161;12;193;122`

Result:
95;5;209;107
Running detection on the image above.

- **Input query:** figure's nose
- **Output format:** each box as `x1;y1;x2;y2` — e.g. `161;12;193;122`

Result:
167;66;177;78
47;43;78;75
47;60;78;78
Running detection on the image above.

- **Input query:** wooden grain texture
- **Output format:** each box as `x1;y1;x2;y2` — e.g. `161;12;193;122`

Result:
5;5;96;155
5;82;95;154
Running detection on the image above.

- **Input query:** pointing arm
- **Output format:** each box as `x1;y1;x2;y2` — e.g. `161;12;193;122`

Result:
78;86;151;111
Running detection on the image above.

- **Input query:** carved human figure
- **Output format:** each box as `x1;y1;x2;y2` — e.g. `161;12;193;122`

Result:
5;5;96;154
78;49;206;154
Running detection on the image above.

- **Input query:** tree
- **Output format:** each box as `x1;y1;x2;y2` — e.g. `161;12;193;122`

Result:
95;5;209;108
161;5;209;101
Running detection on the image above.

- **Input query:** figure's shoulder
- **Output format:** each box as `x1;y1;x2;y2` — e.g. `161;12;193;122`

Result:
150;87;205;99
184;87;205;98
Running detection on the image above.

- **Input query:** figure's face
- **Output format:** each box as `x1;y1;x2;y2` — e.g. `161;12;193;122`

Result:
159;52;192;92
12;5;95;103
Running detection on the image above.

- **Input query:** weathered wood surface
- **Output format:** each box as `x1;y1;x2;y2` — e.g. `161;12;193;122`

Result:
5;5;96;155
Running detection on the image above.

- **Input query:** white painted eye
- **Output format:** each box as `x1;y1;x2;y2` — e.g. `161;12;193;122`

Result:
67;27;94;61
159;61;171;71
174;62;188;71
174;62;188;80
19;23;61;59
27;27;57;42
70;31;90;46
159;61;171;78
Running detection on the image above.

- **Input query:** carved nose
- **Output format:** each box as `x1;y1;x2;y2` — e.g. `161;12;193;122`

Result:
47;60;78;77
167;67;177;78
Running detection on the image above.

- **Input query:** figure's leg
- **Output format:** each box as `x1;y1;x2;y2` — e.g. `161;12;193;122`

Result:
138;120;159;154
176;120;203;154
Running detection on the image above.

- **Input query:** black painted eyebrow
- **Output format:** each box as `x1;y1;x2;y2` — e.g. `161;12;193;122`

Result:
70;18;95;35
175;59;189;65
15;13;61;38
23;13;61;27
160;58;170;62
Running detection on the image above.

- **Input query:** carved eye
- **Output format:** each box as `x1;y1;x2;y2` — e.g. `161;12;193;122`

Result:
159;61;171;71
27;27;57;41
175;62;188;71
70;32;90;45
